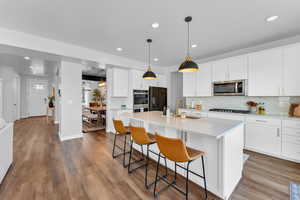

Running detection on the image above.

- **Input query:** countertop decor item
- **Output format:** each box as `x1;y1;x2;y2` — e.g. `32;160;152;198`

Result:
178;16;199;72
289;103;300;117
143;39;157;79
294;105;300;117
246;101;257;113
195;104;202;110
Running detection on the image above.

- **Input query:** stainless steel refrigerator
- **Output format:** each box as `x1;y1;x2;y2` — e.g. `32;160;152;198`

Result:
149;87;167;111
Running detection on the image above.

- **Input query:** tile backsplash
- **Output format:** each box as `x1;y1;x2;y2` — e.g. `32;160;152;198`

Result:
186;96;300;115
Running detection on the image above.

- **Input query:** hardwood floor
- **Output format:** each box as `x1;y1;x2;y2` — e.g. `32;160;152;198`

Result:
0;117;299;200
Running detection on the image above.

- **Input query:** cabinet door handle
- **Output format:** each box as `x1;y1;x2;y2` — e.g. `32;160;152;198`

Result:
256;120;267;123
277;128;280;137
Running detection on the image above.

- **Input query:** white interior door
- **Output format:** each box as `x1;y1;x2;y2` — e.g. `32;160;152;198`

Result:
28;80;48;117
12;77;20;121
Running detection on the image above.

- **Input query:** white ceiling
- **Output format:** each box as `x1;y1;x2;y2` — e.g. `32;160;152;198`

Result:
0;0;299;66
0;54;58;77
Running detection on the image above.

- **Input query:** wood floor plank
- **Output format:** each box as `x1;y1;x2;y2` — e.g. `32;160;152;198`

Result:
0;117;299;200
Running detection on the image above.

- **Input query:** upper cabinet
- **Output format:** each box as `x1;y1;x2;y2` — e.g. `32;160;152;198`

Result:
282;44;300;96
227;56;248;80
197;62;212;96
182;42;300;97
212;55;248;82
183;62;212;97
131;70;167;90
212;59;228;82
248;48;283;96
112;68;129;97
132;70;147;90
183;72;197;96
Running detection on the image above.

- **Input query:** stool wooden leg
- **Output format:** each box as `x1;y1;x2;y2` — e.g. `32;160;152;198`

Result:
153;153;161;197
201;155;208;199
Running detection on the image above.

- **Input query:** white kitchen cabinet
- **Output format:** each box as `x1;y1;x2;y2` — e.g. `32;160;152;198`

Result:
207;113;245;121
132;70;166;90
112;68;129;97
183;72;197;96
227;55;248;80
0;123;13;184
281;120;300;161
248;48;283;96
212;56;248;82
132;70;147;90
197;62;212;96
157;74;167;88
245;117;281;156
282;44;300;96
212;59;228;82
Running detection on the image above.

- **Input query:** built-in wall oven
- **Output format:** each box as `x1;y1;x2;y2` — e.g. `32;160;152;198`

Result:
133;90;149;112
213;80;246;96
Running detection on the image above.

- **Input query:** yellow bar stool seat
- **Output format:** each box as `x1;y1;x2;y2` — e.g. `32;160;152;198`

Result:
153;133;208;200
112;119;131;168
128;126;168;189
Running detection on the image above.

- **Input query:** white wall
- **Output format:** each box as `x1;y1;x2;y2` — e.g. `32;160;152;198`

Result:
0;66;20;122
0;79;2;117
58;61;83;141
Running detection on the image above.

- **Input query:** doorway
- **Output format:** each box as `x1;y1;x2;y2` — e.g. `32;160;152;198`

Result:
28;79;48;117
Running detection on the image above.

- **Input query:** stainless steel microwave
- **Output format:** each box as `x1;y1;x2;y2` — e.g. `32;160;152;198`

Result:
213;80;247;96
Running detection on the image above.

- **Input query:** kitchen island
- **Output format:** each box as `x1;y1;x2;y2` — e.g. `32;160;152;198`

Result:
119;111;244;200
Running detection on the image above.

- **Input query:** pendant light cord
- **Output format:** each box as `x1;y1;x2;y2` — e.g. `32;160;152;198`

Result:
187;21;190;57
148;41;151;69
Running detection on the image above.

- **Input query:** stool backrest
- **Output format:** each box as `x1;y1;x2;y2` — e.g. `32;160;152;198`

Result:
155;133;190;162
130;126;152;145
113;119;128;134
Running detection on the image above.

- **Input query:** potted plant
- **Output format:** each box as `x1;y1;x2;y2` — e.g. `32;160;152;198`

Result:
48;95;55;108
92;89;103;106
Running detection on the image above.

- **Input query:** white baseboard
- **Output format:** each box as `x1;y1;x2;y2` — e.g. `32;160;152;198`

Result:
59;132;83;142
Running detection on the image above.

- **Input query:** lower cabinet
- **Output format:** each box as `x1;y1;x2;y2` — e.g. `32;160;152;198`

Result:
245;123;281;156
281;120;300;161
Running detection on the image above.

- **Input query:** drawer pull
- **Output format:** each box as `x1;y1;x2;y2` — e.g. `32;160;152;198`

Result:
277;128;280;137
256;120;267;123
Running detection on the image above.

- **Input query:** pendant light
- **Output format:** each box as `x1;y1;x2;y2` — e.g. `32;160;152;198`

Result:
178;16;199;72
143;39;157;79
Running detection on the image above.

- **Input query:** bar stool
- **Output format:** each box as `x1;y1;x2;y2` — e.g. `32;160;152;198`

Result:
112;119;131;168
128;126;168;189
153;133;208;200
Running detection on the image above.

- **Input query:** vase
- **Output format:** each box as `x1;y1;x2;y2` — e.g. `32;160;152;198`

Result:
49;100;54;108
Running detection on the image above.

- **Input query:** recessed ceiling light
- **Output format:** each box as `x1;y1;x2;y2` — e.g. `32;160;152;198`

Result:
24;56;31;60
116;47;123;51
266;15;279;22
152;22;159;29
154;58;159;62
192;44;197;48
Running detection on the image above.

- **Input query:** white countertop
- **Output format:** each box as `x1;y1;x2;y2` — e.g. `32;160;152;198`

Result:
120;111;243;139
179;108;300;121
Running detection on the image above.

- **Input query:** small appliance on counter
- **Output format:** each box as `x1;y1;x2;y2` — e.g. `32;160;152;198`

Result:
149;87;167;111
133;90;149;113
